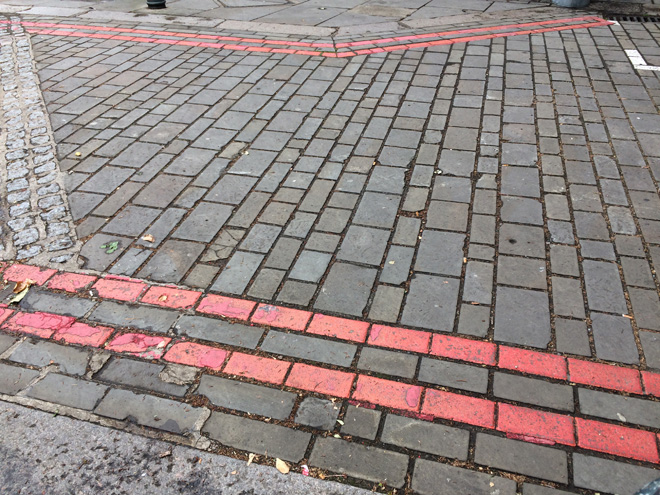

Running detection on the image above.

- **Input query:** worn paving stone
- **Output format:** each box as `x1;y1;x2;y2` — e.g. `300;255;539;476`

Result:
573;454;660;494
260;331;356;367
381;415;469;460
89;300;177;333
309;437;408;488
96;357;187;396
26;373;107;410
474;434;568;483
314;262;376;317
196;374;296;420
294;397;340;430
95;388;203;434
413;459;517;495
9;340;90;375
494;286;551;348
19;290;95;317
203;411;311;462
0;362;40;395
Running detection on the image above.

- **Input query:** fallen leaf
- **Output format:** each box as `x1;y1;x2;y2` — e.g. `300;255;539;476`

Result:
158;294;168;302
13;278;35;293
9;287;29;304
247;453;256;466
75;151;82;157
275;458;289;474
142;234;155;243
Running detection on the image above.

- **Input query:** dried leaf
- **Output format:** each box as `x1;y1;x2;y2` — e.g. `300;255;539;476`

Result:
142;234;155;243
158;294;168;302
247;453;256;466
9;287;29;304
13;279;35;293
275;458;289;474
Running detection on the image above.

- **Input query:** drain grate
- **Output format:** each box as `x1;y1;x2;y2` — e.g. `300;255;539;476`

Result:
604;13;660;22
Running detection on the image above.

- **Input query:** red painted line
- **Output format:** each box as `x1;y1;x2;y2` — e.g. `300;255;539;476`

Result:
17;16;611;58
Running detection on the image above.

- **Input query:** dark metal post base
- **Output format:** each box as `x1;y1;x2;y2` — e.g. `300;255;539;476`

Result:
147;0;166;9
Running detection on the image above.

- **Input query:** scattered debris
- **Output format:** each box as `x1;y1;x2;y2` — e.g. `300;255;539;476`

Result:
275;458;289;474
142;234;155;243
158;294;168;302
8;278;34;304
247;453;256;466
159;449;172;458
301;464;310;476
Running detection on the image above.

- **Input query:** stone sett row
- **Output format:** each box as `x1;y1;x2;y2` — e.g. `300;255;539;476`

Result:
0;17;78;263
1;262;660;465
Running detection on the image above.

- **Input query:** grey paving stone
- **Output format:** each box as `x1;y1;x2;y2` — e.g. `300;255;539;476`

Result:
138;240;204;283
294;397;340;430
578;388;660;429
591;312;638;364
426;200;469;231
574;212;609;240
277;280;316;306
501;166;540;197
341;405;381;440
379;246;414;285
95;388;203;434
474;433;567;483
552;277;586;319
501;196;543;225
309;437;408;488
621;257;655;288
260;331;356;367
463;261;493;304
9;340;89;376
419;356;488;393
89;300;177;333
573;453;660;494
494;286;550;348
413;459;517;495
555;318;591;357
196;375;295;420
103;205;160;237
27;373;107;410
133;174;190;208
108;248;151;276
136;208;186;248
431;176;472;203
97;358;187;396
203;411;311;462
368;286;404;323
392;217;421;247
401;274;459;332
0;363;39;395
498;224;546;258
382;414;469;459
337;226;389;266
173;202;233;243
358;347;418;379
641;330;660;369
315;263;376;317
522;483;573;495
264;237;301;270
352;192;399;229
240;224;281;253
0;334;17;354
493;372;574;412
205;175;258;204
629;288;660;331
19;290;95;317
366;166;405;194
437;149;475;176
548;220;575;244
211;251;264;294
583;260;628;314
415;230;465;276
497;256;546;289
230;150;277;176
68;192;104;221
78;166;133;194
457;304;490;337
175;316;263;349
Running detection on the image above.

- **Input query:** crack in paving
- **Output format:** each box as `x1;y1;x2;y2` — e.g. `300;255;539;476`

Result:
0;16;79;268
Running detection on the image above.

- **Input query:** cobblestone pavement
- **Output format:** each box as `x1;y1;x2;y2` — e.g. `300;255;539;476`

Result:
0;4;660;494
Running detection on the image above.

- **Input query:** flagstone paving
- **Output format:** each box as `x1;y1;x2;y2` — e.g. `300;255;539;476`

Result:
0;3;659;494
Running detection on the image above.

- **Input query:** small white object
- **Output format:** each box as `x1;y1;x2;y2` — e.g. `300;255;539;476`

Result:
625;49;660;71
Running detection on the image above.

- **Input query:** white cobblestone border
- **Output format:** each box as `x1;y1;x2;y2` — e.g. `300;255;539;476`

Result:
0;16;80;267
